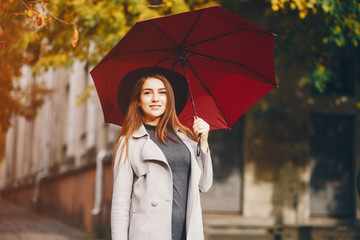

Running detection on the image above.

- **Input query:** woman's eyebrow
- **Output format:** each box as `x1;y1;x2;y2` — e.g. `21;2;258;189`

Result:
142;88;166;91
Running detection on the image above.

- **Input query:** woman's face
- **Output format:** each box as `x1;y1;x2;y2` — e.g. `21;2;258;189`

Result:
139;77;167;125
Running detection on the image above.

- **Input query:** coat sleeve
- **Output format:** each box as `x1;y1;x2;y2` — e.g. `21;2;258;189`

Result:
111;138;133;240
197;148;213;193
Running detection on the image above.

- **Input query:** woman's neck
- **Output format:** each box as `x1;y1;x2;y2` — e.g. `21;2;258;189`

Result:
144;122;157;127
143;117;160;126
144;123;157;133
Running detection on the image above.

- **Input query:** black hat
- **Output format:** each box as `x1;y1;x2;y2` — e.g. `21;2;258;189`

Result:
117;67;188;115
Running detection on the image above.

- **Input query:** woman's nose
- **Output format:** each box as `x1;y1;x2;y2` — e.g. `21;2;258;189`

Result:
152;93;159;101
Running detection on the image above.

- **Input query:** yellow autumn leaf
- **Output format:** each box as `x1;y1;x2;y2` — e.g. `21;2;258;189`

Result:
299;10;307;19
272;4;280;11
36;15;43;26
290;2;296;10
26;9;33;18
41;15;47;28
333;25;341;34
322;3;331;12
72;24;79;48
306;2;314;9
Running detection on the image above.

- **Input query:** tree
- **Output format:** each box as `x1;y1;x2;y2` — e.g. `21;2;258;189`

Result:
0;0;51;161
0;0;217;161
2;0;358;161
220;0;360;94
270;0;360;93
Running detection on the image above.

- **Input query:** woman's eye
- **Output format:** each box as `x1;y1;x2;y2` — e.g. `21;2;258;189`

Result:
160;91;166;95
143;91;151;95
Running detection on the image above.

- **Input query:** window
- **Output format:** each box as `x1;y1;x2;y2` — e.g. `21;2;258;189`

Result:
310;113;355;218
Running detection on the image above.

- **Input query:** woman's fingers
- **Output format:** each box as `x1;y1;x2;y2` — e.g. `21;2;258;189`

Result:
193;117;210;138
193;117;210;153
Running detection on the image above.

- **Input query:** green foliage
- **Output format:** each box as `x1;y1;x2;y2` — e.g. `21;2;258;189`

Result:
307;65;332;93
269;0;360;93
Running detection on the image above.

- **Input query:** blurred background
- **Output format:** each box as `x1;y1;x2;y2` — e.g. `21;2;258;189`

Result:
0;0;359;239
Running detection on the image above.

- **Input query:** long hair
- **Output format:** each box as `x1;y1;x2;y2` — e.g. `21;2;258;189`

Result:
113;73;196;167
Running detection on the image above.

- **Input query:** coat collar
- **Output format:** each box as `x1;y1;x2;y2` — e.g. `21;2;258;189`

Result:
131;124;182;139
132;125;149;139
130;124;195;166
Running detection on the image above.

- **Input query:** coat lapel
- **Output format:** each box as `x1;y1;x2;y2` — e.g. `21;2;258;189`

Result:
132;125;168;166
142;139;168;164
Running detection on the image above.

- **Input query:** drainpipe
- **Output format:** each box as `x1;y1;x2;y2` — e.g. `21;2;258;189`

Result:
32;123;50;203
32;170;48;203
32;68;53;203
91;149;108;215
357;169;360;198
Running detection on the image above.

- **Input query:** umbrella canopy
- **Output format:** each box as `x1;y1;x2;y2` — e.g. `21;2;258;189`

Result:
90;5;277;130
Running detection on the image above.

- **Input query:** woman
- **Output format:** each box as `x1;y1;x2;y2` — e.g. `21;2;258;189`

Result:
111;67;213;240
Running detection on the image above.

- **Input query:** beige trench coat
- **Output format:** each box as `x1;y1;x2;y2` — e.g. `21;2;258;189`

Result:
111;125;213;240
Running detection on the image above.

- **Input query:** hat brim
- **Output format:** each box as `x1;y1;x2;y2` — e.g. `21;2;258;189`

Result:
117;67;189;116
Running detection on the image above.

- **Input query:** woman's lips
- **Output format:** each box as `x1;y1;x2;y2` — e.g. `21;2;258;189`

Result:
149;105;162;108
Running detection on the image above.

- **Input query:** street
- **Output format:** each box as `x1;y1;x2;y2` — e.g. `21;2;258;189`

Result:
0;200;97;240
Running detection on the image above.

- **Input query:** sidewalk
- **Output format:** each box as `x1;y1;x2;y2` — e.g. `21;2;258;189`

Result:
0;200;98;240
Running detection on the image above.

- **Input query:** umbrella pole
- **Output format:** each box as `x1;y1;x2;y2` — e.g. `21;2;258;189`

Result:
180;61;197;118
180;62;201;156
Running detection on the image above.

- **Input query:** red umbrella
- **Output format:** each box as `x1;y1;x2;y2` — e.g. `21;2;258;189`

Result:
90;5;277;130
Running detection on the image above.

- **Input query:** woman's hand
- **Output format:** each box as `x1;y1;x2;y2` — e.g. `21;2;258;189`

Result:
193;117;210;153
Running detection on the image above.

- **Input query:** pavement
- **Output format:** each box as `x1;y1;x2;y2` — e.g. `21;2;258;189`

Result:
0;200;98;240
2;199;360;240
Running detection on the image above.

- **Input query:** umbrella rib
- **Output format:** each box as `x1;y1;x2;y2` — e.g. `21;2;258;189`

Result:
186;50;277;86
154;50;178;66
186;29;274;51
186;60;232;129
180;9;205;47
149;21;178;49
110;48;174;57
172;57;179;70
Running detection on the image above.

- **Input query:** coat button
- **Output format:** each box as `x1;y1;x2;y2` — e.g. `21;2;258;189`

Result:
151;201;158;207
